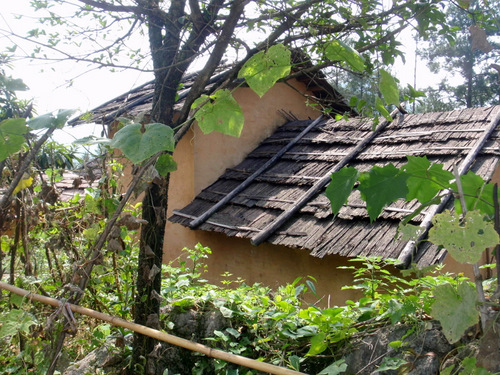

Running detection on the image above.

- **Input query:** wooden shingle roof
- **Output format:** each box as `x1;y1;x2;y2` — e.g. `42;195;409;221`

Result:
169;106;500;268
71;64;351;127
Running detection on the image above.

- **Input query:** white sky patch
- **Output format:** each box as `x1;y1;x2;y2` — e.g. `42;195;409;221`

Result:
0;1;458;144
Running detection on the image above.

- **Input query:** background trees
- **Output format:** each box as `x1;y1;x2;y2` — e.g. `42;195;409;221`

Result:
418;0;500;110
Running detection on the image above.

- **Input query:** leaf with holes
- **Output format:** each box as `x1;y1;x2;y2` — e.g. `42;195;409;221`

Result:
325;167;359;216
428;210;499;264
403;156;453;203
193;90;244;137
238;44;291;97
358;164;409;221
0;118;27;162
431;282;478;343
110;122;174;164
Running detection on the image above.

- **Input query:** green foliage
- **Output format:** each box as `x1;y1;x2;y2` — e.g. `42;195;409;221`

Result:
0;118;27;162
36;141;79;171
441;357;495;375
324;40;365;72
431;282;479;343
378;69;400;107
327;156;500;347
0;309;38;339
377;356;408;372
155;153;177;176
317;359;347;375
238;44;291;98
0;68;30;121
429;210;499;264
27;109;76;130
418;1;500;109
374;96;392;121
192;89;245;138
357;164;409;222
327;156;498;224
325;167;359;216
110;122;175;164
402;156;453;203
451;171;496;217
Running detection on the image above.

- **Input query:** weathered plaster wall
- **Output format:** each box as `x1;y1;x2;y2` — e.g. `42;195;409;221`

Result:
164;79;322;272
168;230;363;306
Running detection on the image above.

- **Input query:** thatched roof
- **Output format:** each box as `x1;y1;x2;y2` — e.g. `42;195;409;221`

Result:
169;106;500;268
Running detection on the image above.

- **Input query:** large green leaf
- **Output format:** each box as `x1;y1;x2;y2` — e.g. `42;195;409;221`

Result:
0;309;37;339
193;89;244;137
428;210;499;264
431;282;478;343
155;154;177;176
0;118;28;162
377;357;408;372
306;332;328;356
379;69;400;107
28;109;76;130
318;359;347;375
325;167;359;216
403;156;453;203
358;164;409;221
374;96;391;122
452;171;495;217
0;75;29;92
325;40;365;71
110;122;175;164
238;44;291;97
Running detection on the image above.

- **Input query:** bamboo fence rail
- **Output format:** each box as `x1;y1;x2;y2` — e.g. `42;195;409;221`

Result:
0;281;306;375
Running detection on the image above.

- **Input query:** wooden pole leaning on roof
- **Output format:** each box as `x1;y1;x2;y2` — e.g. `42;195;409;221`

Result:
251;108;401;246
189;114;324;228
0;281;306;375
397;108;500;267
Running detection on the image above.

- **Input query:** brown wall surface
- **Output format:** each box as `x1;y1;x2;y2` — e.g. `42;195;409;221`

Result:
166;230;363;307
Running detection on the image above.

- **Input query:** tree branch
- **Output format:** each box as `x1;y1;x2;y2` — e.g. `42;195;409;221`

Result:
177;0;250;123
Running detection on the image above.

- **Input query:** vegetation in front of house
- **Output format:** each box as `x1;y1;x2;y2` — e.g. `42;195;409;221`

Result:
1;241;498;374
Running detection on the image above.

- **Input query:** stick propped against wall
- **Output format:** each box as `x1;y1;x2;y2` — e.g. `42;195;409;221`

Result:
0;281;306;375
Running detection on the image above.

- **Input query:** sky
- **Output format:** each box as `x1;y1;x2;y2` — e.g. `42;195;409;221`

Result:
0;1;441;143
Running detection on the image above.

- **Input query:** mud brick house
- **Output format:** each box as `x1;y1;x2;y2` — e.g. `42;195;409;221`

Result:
74;68;500;305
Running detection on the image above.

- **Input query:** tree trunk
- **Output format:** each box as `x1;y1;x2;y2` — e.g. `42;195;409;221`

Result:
464;46;474;108
131;175;169;375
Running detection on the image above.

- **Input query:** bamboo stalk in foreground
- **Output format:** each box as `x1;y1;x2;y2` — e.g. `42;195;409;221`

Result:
0;281;306;375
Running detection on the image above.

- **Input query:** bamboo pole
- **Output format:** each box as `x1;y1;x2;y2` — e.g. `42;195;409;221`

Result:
251;108;400;246
189;115;324;229
0;281;306;375
397;108;500;267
